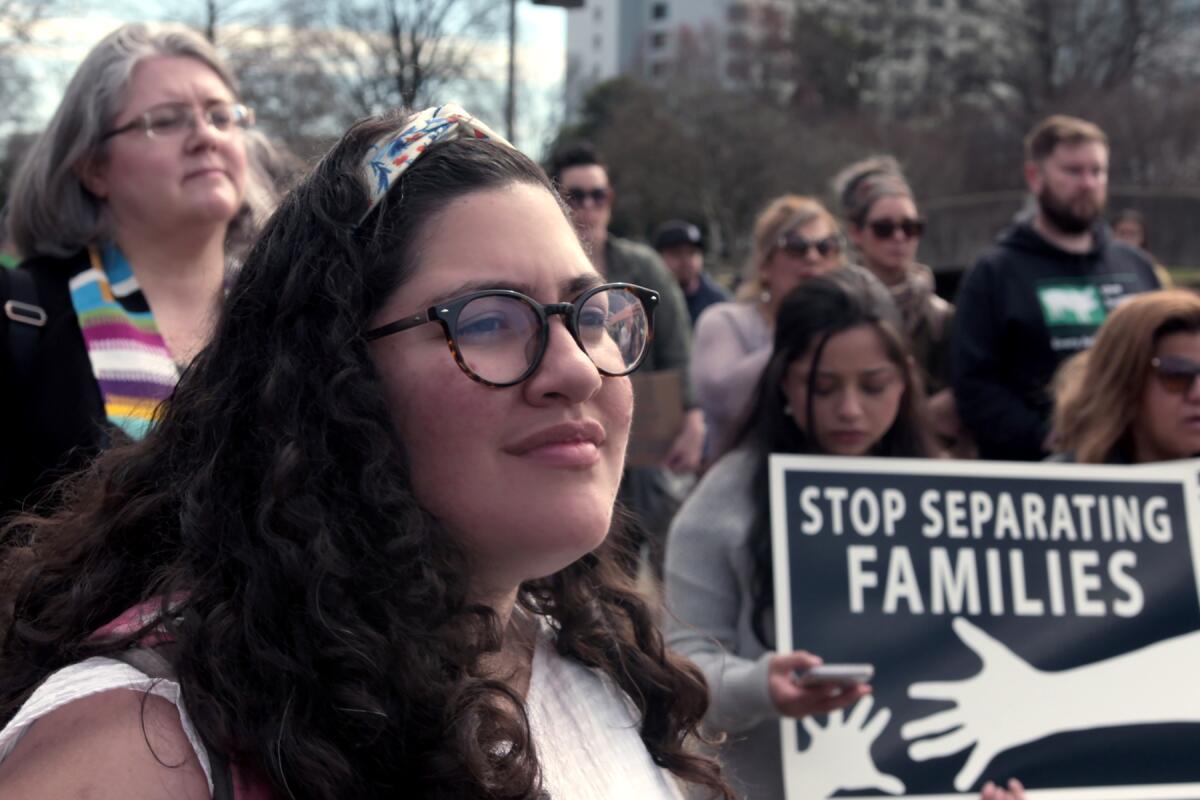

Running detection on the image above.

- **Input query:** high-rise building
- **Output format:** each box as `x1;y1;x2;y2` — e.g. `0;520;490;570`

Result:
800;0;1010;111
562;0;1022;119
563;0;792;119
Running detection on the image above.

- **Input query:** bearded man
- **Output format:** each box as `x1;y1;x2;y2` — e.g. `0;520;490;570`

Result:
953;115;1161;460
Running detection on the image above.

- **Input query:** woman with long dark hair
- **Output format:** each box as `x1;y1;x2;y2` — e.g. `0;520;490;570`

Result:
0;106;731;799
665;268;937;799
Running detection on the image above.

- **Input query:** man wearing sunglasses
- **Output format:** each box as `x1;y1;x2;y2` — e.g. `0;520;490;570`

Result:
953;115;1161;461
548;143;705;575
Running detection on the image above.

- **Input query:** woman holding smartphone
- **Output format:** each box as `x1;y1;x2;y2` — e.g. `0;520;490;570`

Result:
666;268;937;799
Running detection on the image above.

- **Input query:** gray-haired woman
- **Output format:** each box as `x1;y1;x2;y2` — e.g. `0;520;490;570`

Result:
0;23;278;515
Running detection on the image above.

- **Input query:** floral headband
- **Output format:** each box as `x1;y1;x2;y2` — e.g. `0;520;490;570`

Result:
358;102;510;224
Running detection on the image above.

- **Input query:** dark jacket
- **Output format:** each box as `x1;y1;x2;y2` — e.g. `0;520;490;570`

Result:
953;221;1160;461
603;235;696;407
684;273;730;326
1;253;107;517
603;236;696;549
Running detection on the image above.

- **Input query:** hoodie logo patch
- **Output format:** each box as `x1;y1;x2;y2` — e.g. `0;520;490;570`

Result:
1037;284;1107;327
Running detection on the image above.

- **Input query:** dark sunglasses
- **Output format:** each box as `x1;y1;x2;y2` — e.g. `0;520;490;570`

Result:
563;187;610;209
1151;356;1200;395
365;282;658;387
867;217;925;240
778;233;841;259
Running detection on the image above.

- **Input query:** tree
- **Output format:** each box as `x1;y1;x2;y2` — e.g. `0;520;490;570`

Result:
191;0;261;47
221;0;504;159
0;0;54;42
1020;0;1197;98
301;0;502;114
785;4;881;113
0;130;37;217
0;0;60;126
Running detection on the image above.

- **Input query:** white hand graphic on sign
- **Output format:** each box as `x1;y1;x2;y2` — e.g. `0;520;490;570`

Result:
902;617;1200;792
795;695;905;799
901;618;1050;791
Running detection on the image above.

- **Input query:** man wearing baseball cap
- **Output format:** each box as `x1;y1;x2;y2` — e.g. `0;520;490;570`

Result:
653;219;730;326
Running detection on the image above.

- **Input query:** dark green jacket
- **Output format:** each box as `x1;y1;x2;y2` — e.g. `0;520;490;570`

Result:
603;235;696;407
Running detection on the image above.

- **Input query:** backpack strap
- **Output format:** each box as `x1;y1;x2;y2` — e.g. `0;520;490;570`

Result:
2;267;47;386
108;645;237;800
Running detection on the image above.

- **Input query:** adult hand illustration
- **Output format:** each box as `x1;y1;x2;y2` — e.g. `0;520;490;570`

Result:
795;695;905;799
900;617;1057;791
902;620;1200;793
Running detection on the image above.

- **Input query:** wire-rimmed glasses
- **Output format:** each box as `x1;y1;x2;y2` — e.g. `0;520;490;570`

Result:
103;101;255;140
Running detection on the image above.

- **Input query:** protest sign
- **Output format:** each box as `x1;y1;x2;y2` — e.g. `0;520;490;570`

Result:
769;455;1200;800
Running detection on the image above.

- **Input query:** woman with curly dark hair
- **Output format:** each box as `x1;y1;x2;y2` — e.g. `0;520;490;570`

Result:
0;105;731;800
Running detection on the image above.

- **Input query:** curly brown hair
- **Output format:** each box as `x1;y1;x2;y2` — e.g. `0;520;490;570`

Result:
0;112;732;799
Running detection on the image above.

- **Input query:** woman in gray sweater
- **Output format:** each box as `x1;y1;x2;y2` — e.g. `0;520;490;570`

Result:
665;269;938;799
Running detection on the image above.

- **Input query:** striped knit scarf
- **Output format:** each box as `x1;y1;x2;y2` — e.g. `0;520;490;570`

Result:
68;245;180;440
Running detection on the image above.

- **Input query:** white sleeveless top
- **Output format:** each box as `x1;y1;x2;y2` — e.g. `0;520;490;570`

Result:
0;629;683;799
0;657;217;793
526;625;684;799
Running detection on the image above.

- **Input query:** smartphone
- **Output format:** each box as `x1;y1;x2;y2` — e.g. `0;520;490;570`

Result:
794;663;874;686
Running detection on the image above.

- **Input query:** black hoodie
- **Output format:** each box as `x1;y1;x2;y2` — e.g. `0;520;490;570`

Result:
952;220;1160;460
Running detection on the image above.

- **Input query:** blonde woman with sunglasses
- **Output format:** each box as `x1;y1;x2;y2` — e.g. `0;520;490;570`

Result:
1051;289;1200;464
691;195;847;453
